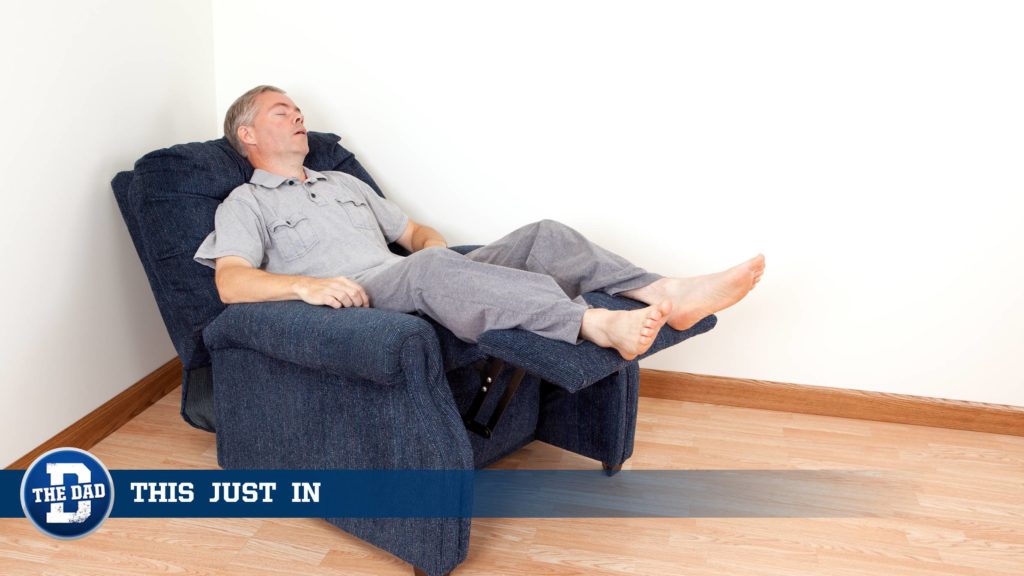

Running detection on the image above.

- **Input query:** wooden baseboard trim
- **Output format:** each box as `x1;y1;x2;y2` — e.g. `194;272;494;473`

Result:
639;369;1024;437
6;358;182;470
7;361;1020;469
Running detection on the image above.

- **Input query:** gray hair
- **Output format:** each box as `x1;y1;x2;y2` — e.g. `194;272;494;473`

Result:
223;85;285;157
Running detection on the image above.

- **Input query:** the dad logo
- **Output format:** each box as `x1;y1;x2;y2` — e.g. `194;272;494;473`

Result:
20;448;114;539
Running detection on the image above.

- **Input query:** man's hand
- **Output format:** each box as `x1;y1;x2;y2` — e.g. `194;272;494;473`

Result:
292;276;370;309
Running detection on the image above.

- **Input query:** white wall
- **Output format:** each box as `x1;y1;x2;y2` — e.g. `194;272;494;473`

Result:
7;0;1020;469
214;0;1024;406
0;0;215;467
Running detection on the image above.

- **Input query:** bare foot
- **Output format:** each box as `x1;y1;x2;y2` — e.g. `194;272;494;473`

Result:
627;255;765;331
579;301;673;360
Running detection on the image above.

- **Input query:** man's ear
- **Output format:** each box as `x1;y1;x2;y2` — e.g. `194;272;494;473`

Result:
238;125;257;146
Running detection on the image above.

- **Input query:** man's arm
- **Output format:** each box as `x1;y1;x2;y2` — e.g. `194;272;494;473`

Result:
395;219;447;253
214;256;369;309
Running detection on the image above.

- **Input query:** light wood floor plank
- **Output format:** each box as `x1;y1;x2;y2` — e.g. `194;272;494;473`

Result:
1;388;1022;575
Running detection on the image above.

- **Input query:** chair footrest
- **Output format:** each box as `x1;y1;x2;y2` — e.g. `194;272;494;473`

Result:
476;293;717;393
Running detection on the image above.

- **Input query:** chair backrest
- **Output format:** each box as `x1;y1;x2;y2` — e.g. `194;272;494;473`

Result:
112;132;384;423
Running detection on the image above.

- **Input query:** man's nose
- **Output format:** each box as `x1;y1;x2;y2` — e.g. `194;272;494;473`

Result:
293;112;303;124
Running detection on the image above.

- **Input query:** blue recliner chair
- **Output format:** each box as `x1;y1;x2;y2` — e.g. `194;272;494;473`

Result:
111;132;716;576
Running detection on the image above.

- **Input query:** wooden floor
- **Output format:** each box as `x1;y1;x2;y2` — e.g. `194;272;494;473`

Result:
2;387;1022;575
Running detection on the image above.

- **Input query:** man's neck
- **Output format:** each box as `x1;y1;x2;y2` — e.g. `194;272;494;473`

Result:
250;154;306;182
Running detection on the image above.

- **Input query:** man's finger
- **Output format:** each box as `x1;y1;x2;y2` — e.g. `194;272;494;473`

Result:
332;277;369;307
349;293;364;308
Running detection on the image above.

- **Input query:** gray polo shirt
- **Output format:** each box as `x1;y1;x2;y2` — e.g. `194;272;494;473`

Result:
194;168;409;278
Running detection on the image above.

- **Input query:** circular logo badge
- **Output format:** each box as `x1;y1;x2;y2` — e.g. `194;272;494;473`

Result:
20;448;115;539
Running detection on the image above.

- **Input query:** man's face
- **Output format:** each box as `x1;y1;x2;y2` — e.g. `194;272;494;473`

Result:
243;91;309;159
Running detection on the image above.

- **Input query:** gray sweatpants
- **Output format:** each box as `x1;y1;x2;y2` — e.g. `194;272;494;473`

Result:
352;219;663;344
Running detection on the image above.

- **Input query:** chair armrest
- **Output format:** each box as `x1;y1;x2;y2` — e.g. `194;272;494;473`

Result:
202;301;437;385
449;245;482;255
476;292;717;392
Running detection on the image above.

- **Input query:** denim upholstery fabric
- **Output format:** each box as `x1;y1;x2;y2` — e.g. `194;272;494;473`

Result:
536;368;641;467
180;365;215;431
203;302;432;384
207;313;473;575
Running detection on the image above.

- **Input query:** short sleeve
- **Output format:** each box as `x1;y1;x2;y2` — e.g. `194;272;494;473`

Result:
193;197;266;269
343;175;410;243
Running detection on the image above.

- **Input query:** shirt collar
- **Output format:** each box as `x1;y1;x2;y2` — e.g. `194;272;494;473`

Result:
250;167;328;189
303;167;328;183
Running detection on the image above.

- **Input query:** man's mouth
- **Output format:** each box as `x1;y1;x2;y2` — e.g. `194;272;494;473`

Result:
294;129;307;136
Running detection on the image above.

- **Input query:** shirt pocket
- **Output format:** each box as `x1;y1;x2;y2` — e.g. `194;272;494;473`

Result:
268;214;319;261
336;196;377;231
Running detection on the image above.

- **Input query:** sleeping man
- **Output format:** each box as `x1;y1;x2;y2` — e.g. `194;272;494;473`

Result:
195;85;765;360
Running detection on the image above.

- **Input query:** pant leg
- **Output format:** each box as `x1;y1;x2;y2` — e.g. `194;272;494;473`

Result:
352;248;588;344
463;219;663;299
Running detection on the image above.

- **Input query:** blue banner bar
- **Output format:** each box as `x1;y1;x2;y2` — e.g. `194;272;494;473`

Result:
1;471;23;518
111;470;472;518
2;469;901;519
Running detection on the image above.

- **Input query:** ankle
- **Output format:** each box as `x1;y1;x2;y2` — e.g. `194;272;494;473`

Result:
579;308;609;346
620;280;661;303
